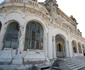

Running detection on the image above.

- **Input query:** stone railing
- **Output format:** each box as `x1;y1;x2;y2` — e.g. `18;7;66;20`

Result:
10;0;23;3
27;1;48;14
28;1;38;7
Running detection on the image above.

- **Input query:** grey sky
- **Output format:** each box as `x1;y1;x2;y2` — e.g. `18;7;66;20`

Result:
0;0;85;38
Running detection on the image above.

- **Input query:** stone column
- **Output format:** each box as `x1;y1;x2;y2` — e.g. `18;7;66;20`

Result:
76;42;79;55
68;40;73;57
47;26;53;59
80;44;83;55
65;40;70;57
52;36;56;59
18;24;26;54
84;44;85;55
43;31;48;58
0;24;7;50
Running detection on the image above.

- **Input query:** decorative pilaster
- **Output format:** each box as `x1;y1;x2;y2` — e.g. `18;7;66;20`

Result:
47;26;53;59
68;40;73;57
65;40;70;57
43;31;48;58
18;24;26;54
76;42;79;54
80;44;83;55
52;36;56;59
0;24;7;50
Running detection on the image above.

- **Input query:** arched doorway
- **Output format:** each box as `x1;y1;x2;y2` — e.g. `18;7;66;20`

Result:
0;22;2;32
3;22;19;50
24;21;43;51
55;34;66;58
82;44;85;56
72;40;77;53
78;42;82;53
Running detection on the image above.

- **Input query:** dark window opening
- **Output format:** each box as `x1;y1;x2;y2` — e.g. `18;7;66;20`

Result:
78;43;82;53
24;21;43;50
0;22;2;32
57;43;62;52
73;47;77;53
3;22;19;49
72;41;77;53
59;44;62;51
32;31;35;40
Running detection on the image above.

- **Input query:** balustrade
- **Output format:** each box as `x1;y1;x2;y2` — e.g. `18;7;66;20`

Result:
10;0;23;3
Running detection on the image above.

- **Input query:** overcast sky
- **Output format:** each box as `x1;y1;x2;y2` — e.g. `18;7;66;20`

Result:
0;0;85;38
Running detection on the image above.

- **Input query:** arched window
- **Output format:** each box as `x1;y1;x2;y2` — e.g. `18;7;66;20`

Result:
82;44;85;54
78;43;82;53
57;43;62;52
3;22;19;49
24;21;43;50
82;44;84;49
0;22;2;32
73;47;77;53
72;41;77;53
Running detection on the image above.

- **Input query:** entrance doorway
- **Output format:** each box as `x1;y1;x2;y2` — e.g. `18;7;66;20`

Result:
55;34;66;58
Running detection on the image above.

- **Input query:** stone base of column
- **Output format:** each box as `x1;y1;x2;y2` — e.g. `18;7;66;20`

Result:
12;56;23;64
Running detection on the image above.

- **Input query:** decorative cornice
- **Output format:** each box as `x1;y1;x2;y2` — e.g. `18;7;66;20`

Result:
0;2;51;20
58;8;76;26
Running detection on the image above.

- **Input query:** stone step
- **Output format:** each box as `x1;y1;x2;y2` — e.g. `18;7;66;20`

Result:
12;55;23;64
12;59;23;65
58;56;85;70
0;65;20;70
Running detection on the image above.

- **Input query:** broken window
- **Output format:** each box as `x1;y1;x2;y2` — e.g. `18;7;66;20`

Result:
24;21;43;50
3;22;19;49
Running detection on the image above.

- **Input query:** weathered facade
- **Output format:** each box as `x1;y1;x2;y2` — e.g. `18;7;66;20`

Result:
0;0;85;66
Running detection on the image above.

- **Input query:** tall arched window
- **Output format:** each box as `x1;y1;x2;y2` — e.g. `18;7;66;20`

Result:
24;21;43;50
0;22;2;32
72;40;77;53
3;22;19;49
82;44;84;49
78;43;82;53
82;44;85;53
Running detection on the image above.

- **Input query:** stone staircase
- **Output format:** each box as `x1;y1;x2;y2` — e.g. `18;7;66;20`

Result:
0;58;50;70
0;56;85;70
57;56;85;70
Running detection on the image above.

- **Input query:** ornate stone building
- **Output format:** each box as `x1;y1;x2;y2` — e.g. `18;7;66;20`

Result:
0;0;85;67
